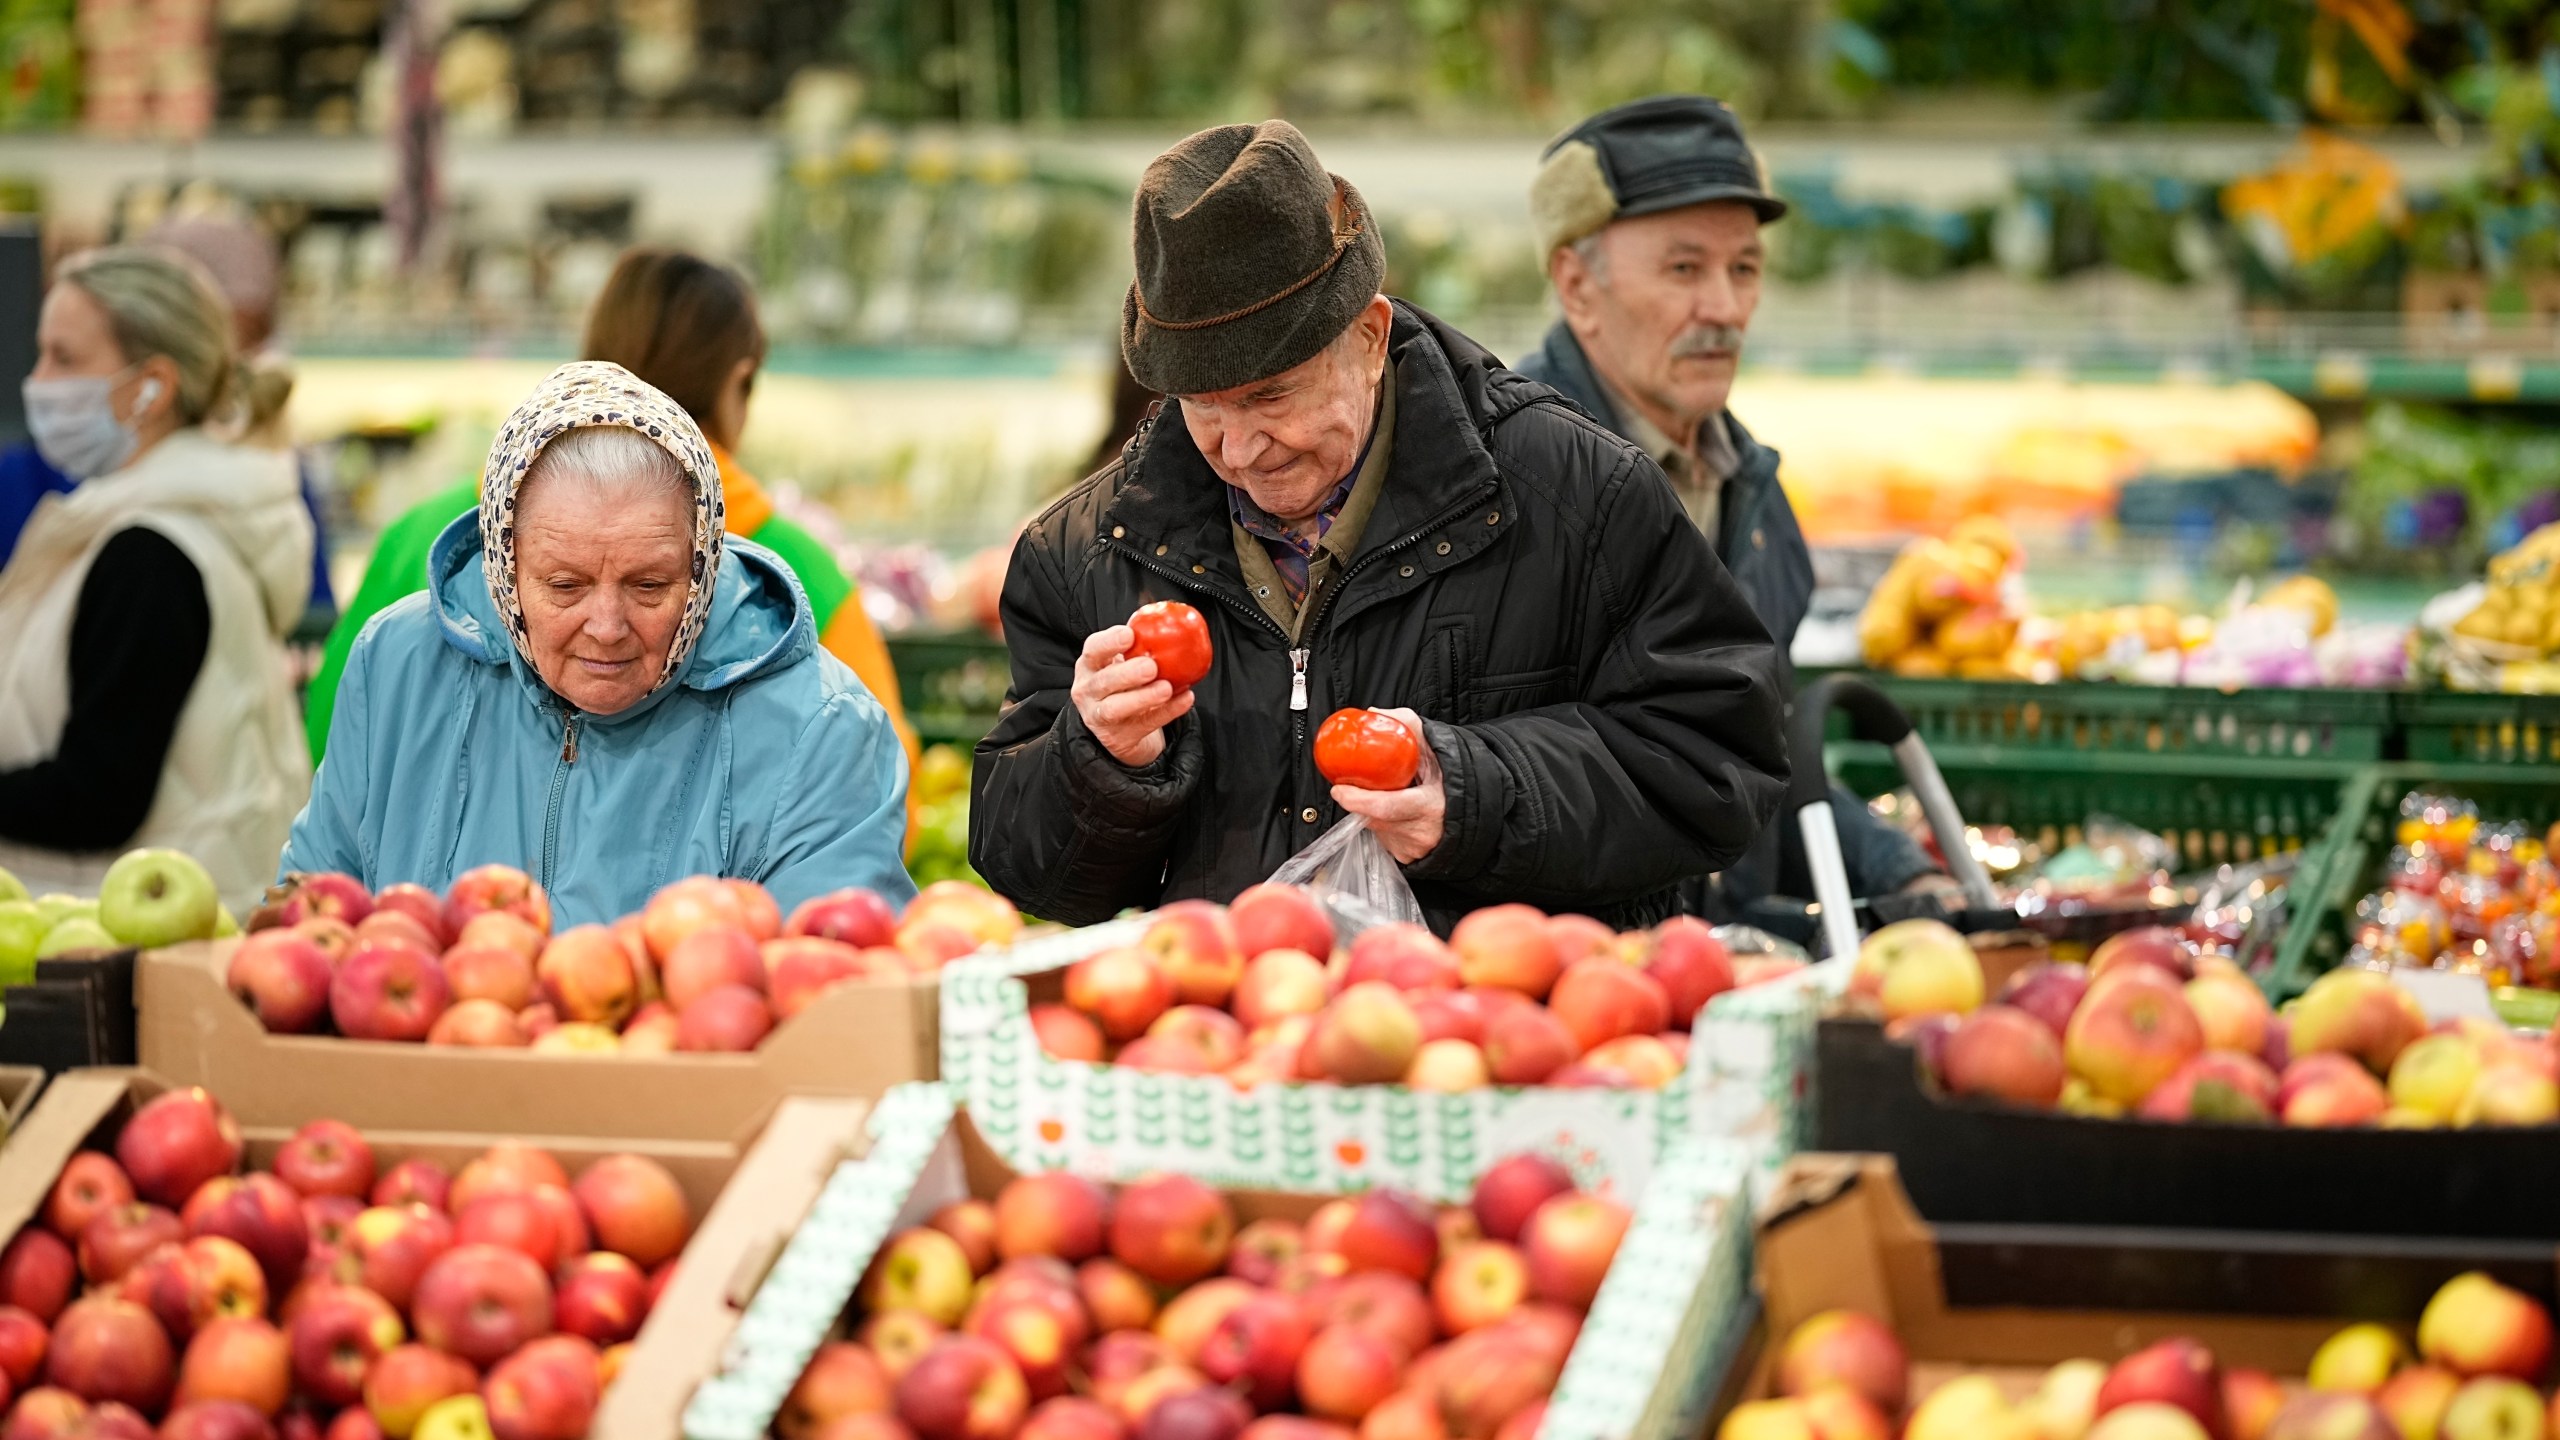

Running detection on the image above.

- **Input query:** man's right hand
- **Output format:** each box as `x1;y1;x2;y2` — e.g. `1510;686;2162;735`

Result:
1071;624;1195;767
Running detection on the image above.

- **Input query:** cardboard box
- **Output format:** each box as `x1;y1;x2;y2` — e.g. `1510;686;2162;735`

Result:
683;1082;1761;1440
940;920;1826;1202
0;1068;872;1440
138;939;939;1145
1813;1012;2560;1237
0;1066;47;1143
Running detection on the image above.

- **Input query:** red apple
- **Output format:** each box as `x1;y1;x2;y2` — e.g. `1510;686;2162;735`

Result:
44;1298;172;1413
1109;1175;1234;1287
1337;1191;1437;1283
44;1156;133;1242
183;1174;309;1296
357;1343;473;1438
1028;1006;1107;1064
1315;1273;1435;1360
992;1173;1107;1264
571;1154;691;1268
895;1337;1029;1440
1520;1194;1627;1310
926;1201;1000;1278
273;1122;374;1202
1544;916;1616;965
1431;1242;1527;1334
1547;960;1670;1053
440;866;550;943
1019;1398;1124;1440
483;1340;601;1440
1470;1155;1576;1245
454;913;542;967
1633;917;1734;1027
158;1402;276;1440
1066;949;1177;1043
640;877;747;961
780;1342;893;1440
323;1406;385;1440
662;927;765;1012
79;1204;182;1285
1297;1325;1400;1422
2138;1052;2280;1123
1450;906;1560;1000
2000;963;2091;1039
453;1193;566;1273
1482;1008;1578;1086
1132;1386;1248;1440
1408;992;1489;1047
340;1206;453;1312
1341;927;1460;995
409;1244;551;1368
369;1162;450;1215
553;1253;647;1347
676;985;776;1052
2419;1271;2553;1380
425;998;528;1048
2289;969;2429;1077
2226;1367;2287;1440
1140;903;1245;1008
1228;885;1334;962
1225;1219;1300;1288
4;1387;89;1440
767;937;875;1022
529;926;636;1028
115;1089;242;1208
1070;1260;1153;1334
2094;1338;2225;1438
1198;1294;1309;1410
227;933;336;1034
272;873;374;930
1310;984;1422;1085
1139;1006;1247;1074
1233;951;1329;1031
1433;1329;1558;1440
862;1314;949;1386
786;889;899;949
1773;1309;1906;1414
967;1298;1077;1402
1940;1005;2067;1106
2281;1061;2390;1128
369;885;446;949
350;912;440;958
452;1145;568;1213
0;1307;45;1391
330;942;452;1044
440;943;537;1014
175;1317;290;1417
2089;927;2196;984
1153;1280;1256;1368
2064;968;2204;1106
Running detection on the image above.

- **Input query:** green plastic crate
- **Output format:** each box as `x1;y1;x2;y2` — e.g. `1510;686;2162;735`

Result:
887;630;1012;748
2265;764;2560;1003
1832;744;2354;874
2395;692;2560;767
1826;674;2393;766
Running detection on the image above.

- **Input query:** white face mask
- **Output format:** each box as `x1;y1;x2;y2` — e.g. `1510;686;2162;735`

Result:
23;368;159;480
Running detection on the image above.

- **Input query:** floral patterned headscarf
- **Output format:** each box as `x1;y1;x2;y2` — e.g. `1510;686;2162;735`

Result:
479;361;725;704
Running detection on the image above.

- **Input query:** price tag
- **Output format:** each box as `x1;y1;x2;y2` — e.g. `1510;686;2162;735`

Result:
2389;965;2500;1024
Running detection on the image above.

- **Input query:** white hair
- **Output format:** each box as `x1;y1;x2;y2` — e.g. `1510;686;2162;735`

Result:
1570;231;1611;286
523;425;694;503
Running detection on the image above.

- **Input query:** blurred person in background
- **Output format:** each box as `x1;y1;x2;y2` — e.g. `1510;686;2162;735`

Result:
280;361;913;921
304;247;919;813
1514;96;1948;919
0;246;312;910
971;121;1786;932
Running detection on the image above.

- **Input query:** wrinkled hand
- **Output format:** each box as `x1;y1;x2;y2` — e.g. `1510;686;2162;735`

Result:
1331;708;1445;864
1071;624;1195;768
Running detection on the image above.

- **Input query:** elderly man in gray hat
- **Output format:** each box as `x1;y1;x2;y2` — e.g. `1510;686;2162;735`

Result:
970;119;1788;934
1515;95;1946;917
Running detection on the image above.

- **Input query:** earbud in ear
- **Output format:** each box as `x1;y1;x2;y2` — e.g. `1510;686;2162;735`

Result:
130;378;163;418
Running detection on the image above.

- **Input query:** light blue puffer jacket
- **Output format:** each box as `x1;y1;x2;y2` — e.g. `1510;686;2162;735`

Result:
279;513;914;925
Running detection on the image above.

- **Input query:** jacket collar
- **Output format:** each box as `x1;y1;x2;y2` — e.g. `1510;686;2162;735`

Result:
425;510;815;724
1523;319;1783;545
1100;301;1510;623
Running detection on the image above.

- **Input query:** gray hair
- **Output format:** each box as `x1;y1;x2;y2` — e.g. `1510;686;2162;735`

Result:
57;245;288;429
1570;231;1611;285
523;424;695;504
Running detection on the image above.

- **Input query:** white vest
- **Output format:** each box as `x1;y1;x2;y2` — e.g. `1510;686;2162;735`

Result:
0;429;315;912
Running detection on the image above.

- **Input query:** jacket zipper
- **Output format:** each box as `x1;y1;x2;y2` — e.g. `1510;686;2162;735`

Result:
541;708;578;891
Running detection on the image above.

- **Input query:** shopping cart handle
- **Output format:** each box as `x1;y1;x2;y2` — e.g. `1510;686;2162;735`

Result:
1786;674;1914;814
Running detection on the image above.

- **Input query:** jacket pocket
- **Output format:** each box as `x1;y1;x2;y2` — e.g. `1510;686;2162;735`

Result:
1467;664;1573;720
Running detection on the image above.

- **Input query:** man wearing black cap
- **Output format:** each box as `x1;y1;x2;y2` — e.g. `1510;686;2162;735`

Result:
970;119;1788;934
1516;96;1945;914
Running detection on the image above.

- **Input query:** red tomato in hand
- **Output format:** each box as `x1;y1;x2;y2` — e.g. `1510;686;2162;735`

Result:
1314;708;1421;790
1127;601;1213;690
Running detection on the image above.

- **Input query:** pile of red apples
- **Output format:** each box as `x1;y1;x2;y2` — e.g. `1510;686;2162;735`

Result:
0;1086;697;1440
776;1152;1630;1440
1032;885;1804;1091
228;867;1021;1054
1854;917;2560;1127
1720;1268;2557;1440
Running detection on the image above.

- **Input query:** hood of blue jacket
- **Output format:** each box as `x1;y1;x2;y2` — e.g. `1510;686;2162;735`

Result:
425;510;814;719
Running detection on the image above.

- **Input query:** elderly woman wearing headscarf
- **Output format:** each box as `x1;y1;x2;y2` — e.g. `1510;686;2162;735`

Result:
279;362;913;923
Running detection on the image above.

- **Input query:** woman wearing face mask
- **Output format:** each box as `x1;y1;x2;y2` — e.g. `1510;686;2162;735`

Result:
277;361;912;924
0;247;313;912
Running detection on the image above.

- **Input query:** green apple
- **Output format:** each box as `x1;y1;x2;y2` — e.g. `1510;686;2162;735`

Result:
36;917;117;957
0;901;43;981
213;904;239;939
0;867;24;904
33;894;92;930
97;848;219;949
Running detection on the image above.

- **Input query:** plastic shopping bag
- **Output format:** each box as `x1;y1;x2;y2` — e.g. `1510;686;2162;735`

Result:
1268;814;1427;938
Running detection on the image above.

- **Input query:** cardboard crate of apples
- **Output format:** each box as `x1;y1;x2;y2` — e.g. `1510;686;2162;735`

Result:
0;1068;872;1440
138;871;1019;1143
1720;1153;2560;1440
681;1085;1758;1440
1728;1258;2560;1440
941;892;1826;1200
1853;917;2560;1129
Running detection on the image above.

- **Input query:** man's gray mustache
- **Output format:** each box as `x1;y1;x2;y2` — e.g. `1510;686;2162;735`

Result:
1671;326;1745;358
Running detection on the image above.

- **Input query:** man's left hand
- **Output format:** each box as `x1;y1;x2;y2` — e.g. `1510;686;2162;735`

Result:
1331;708;1445;864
